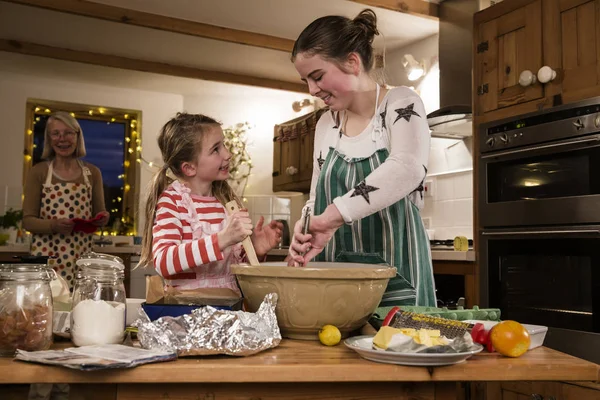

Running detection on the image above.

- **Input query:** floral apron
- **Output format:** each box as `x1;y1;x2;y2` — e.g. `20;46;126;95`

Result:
313;85;436;307
30;160;94;291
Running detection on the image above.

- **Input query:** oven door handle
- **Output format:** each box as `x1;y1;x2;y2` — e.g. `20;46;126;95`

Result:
480;135;600;159
482;229;600;236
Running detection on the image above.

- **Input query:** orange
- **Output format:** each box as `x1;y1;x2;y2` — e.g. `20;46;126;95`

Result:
490;320;531;358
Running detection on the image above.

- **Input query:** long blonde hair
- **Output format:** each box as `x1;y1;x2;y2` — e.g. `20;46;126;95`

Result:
42;111;87;159
138;112;239;268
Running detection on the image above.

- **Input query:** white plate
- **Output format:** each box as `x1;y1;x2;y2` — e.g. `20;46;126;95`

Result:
344;335;484;366
463;320;548;349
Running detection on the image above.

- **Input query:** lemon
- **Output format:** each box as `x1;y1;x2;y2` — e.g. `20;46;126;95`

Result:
318;324;341;346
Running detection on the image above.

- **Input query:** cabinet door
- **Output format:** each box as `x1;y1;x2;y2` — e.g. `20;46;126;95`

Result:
272;126;300;190
486;382;561;400
298;126;314;184
475;0;544;115
561;382;600;400
544;0;600;103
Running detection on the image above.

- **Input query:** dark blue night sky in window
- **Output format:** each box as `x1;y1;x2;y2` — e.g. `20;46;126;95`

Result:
78;119;126;187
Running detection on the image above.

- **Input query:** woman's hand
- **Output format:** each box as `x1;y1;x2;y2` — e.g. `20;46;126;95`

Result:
251;217;283;258
287;204;344;267
93;211;110;227
287;218;313;267
52;218;75;235
217;210;253;249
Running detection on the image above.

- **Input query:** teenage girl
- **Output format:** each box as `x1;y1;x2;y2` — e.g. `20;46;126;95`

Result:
287;9;436;306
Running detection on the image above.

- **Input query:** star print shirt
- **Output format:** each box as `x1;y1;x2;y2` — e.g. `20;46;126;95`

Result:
307;86;430;224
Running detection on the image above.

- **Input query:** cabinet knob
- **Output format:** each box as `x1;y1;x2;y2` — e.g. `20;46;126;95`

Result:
519;70;537;87
286;166;298;176
530;395;543;400
537;66;557;83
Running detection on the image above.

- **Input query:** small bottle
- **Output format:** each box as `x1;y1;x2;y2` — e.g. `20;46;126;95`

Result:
71;252;126;347
0;264;55;356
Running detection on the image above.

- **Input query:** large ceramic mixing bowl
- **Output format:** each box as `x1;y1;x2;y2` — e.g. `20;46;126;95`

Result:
232;262;396;340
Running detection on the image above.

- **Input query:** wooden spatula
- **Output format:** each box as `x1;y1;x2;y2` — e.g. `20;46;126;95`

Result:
225;200;260;266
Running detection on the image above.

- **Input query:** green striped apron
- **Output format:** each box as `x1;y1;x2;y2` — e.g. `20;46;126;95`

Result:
313;89;436;307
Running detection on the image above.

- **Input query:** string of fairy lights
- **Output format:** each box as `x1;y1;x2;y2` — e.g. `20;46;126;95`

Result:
27;105;142;236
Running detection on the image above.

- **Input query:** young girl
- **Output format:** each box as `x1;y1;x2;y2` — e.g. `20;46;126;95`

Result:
287;9;436;307
139;113;282;294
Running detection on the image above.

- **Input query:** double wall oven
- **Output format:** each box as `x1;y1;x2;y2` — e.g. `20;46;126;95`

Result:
478;98;600;364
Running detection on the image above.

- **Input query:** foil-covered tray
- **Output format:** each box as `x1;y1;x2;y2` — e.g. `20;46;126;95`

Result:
135;293;281;357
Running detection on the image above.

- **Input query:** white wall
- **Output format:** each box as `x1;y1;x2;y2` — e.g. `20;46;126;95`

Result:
386;34;440;115
0;69;183;231
420;137;473;240
0;55;313;233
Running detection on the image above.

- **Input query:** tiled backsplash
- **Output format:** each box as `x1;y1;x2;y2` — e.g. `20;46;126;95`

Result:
243;193;308;240
243;195;291;225
421;170;473;240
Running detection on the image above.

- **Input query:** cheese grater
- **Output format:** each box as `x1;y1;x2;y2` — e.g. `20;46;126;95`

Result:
382;307;477;339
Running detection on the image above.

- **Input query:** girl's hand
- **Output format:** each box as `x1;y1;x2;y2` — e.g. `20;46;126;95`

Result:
52;218;75;235
93;211;110;227
217;211;253;249
251;217;283;258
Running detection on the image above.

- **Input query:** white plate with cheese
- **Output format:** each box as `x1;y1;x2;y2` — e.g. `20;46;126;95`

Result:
345;335;483;366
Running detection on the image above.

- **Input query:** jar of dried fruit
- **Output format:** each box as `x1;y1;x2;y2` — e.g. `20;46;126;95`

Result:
0;264;55;356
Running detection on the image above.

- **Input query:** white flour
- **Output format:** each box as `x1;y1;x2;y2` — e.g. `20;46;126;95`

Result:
71;299;126;346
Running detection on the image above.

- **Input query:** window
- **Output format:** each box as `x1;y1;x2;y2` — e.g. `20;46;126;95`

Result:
23;99;142;236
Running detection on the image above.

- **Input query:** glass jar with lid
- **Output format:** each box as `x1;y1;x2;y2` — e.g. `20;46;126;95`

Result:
0;264;55;356
71;252;126;347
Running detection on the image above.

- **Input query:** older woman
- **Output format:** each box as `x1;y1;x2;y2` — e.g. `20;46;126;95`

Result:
23;111;109;290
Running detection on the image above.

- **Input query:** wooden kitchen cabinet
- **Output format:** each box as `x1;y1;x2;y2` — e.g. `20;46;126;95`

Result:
272;109;326;193
544;0;600;105
474;0;544;115
480;381;600;400
474;0;600;120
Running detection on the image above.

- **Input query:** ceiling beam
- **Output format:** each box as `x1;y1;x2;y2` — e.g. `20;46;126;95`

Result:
351;0;439;19
2;0;295;52
0;39;308;93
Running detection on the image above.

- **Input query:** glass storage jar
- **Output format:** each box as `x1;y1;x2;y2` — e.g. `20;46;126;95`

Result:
0;264;55;356
71;252;126;347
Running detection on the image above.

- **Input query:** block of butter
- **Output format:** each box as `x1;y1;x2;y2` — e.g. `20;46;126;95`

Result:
373;326;448;350
373;326;405;350
454;236;469;251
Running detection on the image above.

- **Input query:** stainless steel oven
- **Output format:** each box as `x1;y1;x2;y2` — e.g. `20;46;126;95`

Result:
478;98;600;364
479;98;600;228
479;226;600;364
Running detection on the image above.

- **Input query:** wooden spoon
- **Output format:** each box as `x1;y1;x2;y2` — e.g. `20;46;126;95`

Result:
225;200;260;266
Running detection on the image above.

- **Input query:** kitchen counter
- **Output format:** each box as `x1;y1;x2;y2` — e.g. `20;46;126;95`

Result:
0;340;597;399
267;248;476;262
431;249;475;262
0;243;141;254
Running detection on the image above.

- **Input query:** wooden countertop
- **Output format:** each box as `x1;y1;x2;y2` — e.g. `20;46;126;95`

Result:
431;249;476;262
0;340;597;384
267;248;477;262
0;243;140;255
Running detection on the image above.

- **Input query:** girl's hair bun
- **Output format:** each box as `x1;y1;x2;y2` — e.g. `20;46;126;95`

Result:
353;9;379;43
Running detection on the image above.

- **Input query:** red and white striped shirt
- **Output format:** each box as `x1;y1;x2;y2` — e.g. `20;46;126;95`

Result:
152;184;243;292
